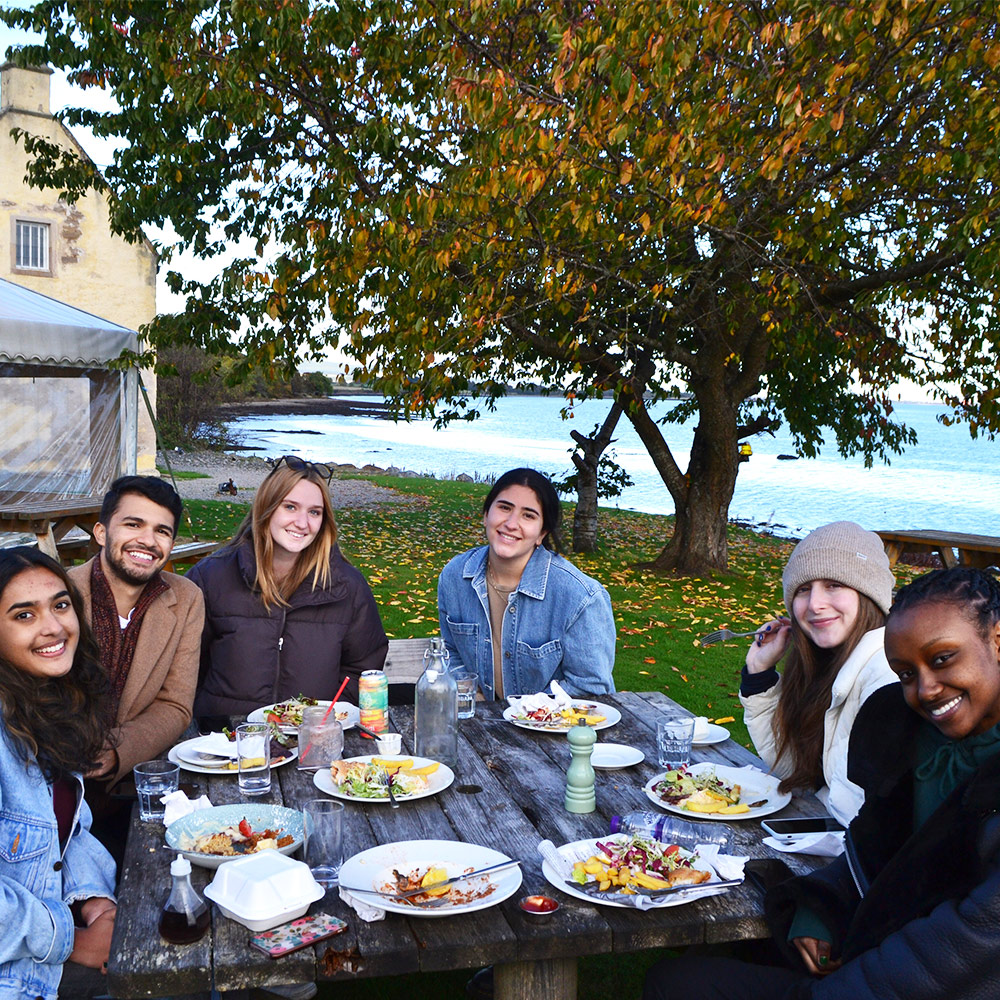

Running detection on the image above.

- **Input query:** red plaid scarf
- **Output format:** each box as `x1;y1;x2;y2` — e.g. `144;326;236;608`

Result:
89;558;168;717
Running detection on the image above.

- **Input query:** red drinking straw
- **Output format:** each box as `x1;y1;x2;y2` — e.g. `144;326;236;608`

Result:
300;674;351;761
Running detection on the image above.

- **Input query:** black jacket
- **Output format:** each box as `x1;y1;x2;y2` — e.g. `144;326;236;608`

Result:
188;539;388;718
765;684;1000;1000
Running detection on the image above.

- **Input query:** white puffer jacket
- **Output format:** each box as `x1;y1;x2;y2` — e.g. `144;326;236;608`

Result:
739;627;895;826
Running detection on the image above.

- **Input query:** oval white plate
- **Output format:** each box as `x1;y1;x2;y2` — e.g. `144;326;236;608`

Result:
165;803;304;869
168;737;297;775
312;755;455;803
247;700;359;732
502;700;621;733
692;723;730;746
591;743;644;769
339;839;521;917
643;762;790;821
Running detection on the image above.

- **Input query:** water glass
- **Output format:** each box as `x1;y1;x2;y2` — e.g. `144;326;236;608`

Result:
236;723;271;796
657;715;695;769
133;759;179;822
297;707;344;770
303;799;344;888
453;668;477;720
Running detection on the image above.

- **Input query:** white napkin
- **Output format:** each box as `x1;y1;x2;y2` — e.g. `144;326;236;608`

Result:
763;832;845;857
507;681;574;714
692;716;711;741
161;790;213;828
338;886;386;922
189;732;239;758
538;838;748;910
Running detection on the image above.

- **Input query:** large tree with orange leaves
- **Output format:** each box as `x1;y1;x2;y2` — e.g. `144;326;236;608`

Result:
7;1;1000;572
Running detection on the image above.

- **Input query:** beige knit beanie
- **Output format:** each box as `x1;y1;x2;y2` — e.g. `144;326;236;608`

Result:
782;521;894;615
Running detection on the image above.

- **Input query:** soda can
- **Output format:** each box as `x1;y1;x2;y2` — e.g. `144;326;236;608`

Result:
358;669;388;738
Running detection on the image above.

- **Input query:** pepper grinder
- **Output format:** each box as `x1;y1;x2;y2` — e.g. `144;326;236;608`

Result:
564;718;597;813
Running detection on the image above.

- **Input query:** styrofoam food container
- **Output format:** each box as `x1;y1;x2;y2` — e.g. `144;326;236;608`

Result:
204;851;324;931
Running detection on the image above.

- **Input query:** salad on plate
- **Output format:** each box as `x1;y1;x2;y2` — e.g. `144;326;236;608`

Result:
651;765;755;815
329;757;439;799
569;834;712;896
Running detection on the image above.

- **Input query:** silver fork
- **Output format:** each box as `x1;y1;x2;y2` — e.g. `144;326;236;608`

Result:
380;768;400;809
699;628;760;646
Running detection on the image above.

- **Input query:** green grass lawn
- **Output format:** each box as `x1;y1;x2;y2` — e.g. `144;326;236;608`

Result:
181;475;921;1000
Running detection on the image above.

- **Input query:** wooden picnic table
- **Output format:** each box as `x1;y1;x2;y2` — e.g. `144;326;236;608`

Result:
876;528;1000;570
0;496;103;559
108;693;827;999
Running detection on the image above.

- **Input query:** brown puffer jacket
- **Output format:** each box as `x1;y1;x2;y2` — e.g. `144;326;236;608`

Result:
188;539;387;719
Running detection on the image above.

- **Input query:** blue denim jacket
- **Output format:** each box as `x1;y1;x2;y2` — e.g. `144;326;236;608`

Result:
437;545;616;699
0;723;117;1000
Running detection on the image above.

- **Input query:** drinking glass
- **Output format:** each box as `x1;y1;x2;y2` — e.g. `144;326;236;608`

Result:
657;715;695;769
133;759;180;822
236;723;271;796
453;668;477;720
297;707;344;771
303;799;345;888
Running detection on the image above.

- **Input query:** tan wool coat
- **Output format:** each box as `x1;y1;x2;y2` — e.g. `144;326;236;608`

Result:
69;557;205;785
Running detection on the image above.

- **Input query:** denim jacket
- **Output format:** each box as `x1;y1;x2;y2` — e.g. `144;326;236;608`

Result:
437;545;616;700
0;722;117;1000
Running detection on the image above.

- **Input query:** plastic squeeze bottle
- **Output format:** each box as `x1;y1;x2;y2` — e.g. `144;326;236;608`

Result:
158;854;210;944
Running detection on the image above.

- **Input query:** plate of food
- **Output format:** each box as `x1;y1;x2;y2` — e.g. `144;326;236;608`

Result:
313;755;455;803
644;762;790;820
502;699;621;733
339;839;522;917
168;735;297;774
247;697;360;732
541;833;742;909
165;803;304;869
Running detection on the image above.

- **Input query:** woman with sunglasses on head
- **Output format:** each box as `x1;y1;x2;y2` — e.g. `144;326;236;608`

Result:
0;547;117;1000
437;467;616;699
188;456;388;721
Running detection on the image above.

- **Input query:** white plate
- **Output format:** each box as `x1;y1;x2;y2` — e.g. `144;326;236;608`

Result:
591;743;644;769
692;723;730;746
339;839;522;917
542;834;739;909
168;737;297;775
312;755;455;803
165;803;304;869
643;762;791;821
247;700;360;732
502;700;621;733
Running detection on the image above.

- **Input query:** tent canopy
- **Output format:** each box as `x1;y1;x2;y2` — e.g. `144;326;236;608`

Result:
0;278;139;503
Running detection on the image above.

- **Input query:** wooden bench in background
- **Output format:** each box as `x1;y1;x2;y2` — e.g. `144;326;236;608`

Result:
877;529;1000;570
163;539;219;574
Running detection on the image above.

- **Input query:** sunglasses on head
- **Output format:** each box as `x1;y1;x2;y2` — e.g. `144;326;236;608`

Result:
273;455;333;481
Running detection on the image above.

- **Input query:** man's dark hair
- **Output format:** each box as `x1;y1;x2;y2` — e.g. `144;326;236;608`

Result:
99;475;184;536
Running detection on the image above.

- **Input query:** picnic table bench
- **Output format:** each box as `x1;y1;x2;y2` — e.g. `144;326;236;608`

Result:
107;692;826;999
876;529;1000;570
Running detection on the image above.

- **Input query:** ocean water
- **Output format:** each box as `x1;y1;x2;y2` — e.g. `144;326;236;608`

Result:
226;395;1000;538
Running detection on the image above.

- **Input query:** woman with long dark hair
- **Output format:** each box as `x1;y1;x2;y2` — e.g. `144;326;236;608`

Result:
188;456;387;719
0;546;117;998
740;521;895;825
437;467;616;699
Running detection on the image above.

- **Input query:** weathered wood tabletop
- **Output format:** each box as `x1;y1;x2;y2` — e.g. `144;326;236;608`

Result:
0;496;103;559
876;528;1000;570
108;692;827;999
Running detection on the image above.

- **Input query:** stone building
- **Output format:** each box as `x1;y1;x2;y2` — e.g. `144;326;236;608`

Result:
0;61;158;474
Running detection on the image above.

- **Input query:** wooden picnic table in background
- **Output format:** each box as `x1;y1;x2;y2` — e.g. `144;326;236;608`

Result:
0;496;103;560
109;693;828;1000
876;528;1000;570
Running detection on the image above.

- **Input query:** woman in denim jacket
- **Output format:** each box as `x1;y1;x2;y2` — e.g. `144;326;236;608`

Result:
438;468;616;699
0;548;117;1000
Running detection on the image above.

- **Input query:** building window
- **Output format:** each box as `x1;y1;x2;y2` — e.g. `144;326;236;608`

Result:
15;220;50;271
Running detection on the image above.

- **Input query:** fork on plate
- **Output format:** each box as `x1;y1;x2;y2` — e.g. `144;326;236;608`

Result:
380;768;400;809
699;628;760;646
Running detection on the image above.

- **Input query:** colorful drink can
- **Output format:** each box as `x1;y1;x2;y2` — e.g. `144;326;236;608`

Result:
358;669;388;738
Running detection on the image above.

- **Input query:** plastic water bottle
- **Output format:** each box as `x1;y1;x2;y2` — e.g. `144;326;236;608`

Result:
414;637;458;768
609;812;733;852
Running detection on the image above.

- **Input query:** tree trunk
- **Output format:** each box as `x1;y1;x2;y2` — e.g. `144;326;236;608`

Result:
570;400;624;552
621;387;740;574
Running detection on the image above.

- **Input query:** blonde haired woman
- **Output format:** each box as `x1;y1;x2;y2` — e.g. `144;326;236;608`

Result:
188;456;387;720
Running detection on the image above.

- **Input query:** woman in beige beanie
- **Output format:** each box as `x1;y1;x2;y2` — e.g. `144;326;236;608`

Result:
739;521;896;825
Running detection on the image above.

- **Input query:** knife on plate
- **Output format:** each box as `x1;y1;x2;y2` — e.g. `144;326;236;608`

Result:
340;859;522;899
566;877;743;899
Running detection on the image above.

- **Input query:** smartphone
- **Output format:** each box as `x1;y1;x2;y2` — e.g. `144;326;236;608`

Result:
249;913;348;958
760;816;845;838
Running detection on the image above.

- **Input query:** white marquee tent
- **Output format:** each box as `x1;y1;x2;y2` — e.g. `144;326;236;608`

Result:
0;277;139;502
